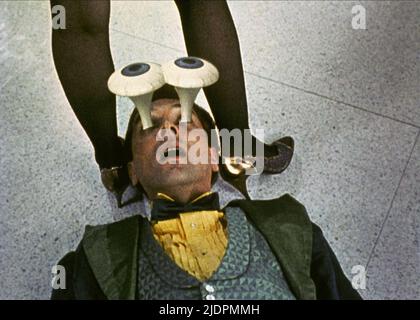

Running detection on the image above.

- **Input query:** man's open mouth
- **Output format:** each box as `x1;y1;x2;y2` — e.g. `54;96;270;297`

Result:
159;146;187;162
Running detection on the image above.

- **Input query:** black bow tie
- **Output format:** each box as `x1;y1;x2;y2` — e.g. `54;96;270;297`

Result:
151;192;220;221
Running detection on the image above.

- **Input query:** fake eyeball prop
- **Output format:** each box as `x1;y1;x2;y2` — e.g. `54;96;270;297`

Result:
162;57;219;122
108;62;165;129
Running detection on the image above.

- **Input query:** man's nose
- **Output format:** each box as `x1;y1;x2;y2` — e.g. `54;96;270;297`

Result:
163;120;179;137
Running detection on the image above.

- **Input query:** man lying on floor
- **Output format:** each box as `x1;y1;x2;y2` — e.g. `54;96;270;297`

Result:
51;98;361;300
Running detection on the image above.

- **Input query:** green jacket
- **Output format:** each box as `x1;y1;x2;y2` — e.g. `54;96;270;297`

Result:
51;194;361;300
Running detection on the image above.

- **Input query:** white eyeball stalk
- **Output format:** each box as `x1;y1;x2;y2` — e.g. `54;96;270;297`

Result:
162;57;219;122
108;62;165;129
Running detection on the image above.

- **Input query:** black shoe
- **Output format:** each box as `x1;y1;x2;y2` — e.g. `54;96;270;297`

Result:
219;136;294;198
262;136;294;174
99;137;129;208
219;157;251;199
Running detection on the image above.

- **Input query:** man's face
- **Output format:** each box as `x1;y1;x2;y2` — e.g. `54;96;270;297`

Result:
128;99;219;199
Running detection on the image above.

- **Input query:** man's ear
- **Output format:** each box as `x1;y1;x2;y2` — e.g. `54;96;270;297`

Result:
209;147;219;173
127;161;139;186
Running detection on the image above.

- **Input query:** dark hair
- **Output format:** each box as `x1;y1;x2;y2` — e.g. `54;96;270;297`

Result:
124;102;220;187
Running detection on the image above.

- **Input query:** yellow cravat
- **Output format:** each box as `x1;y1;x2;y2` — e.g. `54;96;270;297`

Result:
151;193;228;281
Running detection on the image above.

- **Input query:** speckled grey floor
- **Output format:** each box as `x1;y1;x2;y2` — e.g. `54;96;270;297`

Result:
0;1;419;300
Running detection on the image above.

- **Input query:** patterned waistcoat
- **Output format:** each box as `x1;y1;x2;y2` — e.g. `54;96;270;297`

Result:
137;207;296;300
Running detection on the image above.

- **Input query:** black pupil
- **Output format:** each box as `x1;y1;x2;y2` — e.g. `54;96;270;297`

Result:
121;63;150;76
174;57;204;69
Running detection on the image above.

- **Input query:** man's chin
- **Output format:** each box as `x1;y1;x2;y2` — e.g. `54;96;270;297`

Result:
155;163;192;181
157;161;190;173
154;164;200;186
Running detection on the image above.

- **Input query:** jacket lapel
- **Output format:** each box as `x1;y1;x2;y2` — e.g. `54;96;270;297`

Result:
82;215;140;300
228;194;316;300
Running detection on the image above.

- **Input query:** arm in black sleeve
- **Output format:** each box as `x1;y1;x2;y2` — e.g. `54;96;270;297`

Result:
310;223;363;300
